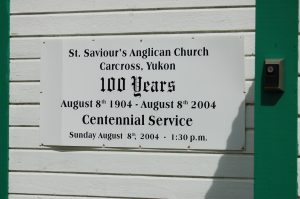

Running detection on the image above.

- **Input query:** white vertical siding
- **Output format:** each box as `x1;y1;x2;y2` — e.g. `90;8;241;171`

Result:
9;1;255;199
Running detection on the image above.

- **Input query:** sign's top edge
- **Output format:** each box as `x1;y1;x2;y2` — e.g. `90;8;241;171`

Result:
41;35;244;43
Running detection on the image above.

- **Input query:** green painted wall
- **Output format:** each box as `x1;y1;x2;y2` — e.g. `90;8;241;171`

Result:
0;0;9;198
255;0;298;198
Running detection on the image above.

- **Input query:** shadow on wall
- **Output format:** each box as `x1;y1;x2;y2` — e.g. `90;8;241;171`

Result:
204;82;254;199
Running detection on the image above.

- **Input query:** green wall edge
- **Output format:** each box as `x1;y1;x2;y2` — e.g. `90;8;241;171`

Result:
0;0;9;198
255;0;298;198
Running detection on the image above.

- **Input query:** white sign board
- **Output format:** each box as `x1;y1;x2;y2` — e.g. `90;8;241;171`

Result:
41;35;245;150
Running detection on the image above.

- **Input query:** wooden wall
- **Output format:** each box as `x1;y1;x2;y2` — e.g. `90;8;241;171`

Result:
9;1;256;198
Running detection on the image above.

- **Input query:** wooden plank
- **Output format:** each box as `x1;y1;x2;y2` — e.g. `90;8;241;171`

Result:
9;104;254;128
245;56;255;80
9;173;253;199
246;129;254;153
9;195;122;199
298;78;300;115
298;118;300;154
298;39;300;74
10;38;41;58
245;81;254;104
9;56;255;81
10;9;255;36
10;33;255;58
298;158;300;196
9;127;40;148
246;105;254;129
9;127;254;153
11;0;255;14
9;150;253;178
9;105;39;126
10;82;40;103
10;59;40;81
